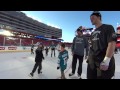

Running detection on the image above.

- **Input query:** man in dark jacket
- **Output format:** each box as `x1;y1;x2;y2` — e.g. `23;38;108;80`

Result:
87;11;117;79
29;43;44;77
69;26;89;79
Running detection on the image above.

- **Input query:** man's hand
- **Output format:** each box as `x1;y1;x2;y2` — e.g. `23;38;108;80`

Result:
100;57;111;71
85;56;88;63
58;50;61;52
72;52;74;56
85;56;88;60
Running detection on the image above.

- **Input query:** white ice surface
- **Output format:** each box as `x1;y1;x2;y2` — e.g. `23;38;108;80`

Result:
0;49;120;79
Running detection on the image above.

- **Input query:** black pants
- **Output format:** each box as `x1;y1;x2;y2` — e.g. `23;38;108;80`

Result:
46;50;48;56
32;62;42;73
51;48;55;57
87;55;115;79
31;49;34;54
72;54;84;76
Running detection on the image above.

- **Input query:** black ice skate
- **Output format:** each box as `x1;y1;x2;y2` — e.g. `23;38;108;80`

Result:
29;73;34;77
69;73;75;76
38;71;42;74
78;74;82;79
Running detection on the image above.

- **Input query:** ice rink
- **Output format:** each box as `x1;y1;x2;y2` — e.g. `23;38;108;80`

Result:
0;49;120;79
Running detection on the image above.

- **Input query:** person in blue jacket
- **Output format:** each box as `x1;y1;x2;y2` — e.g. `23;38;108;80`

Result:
57;43;69;79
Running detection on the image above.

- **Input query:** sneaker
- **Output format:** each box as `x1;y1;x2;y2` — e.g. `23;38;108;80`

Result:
69;73;75;76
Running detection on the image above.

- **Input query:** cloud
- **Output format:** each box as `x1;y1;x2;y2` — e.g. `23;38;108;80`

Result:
26;14;43;23
47;23;61;29
21;11;61;29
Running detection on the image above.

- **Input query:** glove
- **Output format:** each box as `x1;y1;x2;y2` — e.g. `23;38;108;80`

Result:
100;57;111;71
86;59;89;63
57;67;60;70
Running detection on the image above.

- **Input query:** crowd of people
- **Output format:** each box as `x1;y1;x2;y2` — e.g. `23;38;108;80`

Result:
29;11;117;79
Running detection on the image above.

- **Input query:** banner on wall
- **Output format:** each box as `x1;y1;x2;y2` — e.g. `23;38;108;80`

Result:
8;47;17;50
0;47;5;50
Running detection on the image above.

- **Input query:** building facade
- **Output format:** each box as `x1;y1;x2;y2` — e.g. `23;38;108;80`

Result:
0;11;62;38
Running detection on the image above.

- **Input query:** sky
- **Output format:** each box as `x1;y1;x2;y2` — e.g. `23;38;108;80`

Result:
22;11;120;42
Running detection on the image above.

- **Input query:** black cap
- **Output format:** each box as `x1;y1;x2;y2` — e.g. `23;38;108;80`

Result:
90;11;101;17
76;26;83;33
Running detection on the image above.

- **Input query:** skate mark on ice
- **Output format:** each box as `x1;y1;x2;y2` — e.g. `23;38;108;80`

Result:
69;76;79;79
37;74;48;79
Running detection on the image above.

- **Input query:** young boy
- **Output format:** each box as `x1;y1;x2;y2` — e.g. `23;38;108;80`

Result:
29;44;44;78
57;43;69;79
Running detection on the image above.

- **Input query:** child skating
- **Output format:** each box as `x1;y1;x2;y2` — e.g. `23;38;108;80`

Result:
29;43;44;78
57;43;69;79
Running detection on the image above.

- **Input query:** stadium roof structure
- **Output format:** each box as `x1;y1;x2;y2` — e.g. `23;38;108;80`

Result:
35;35;64;42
